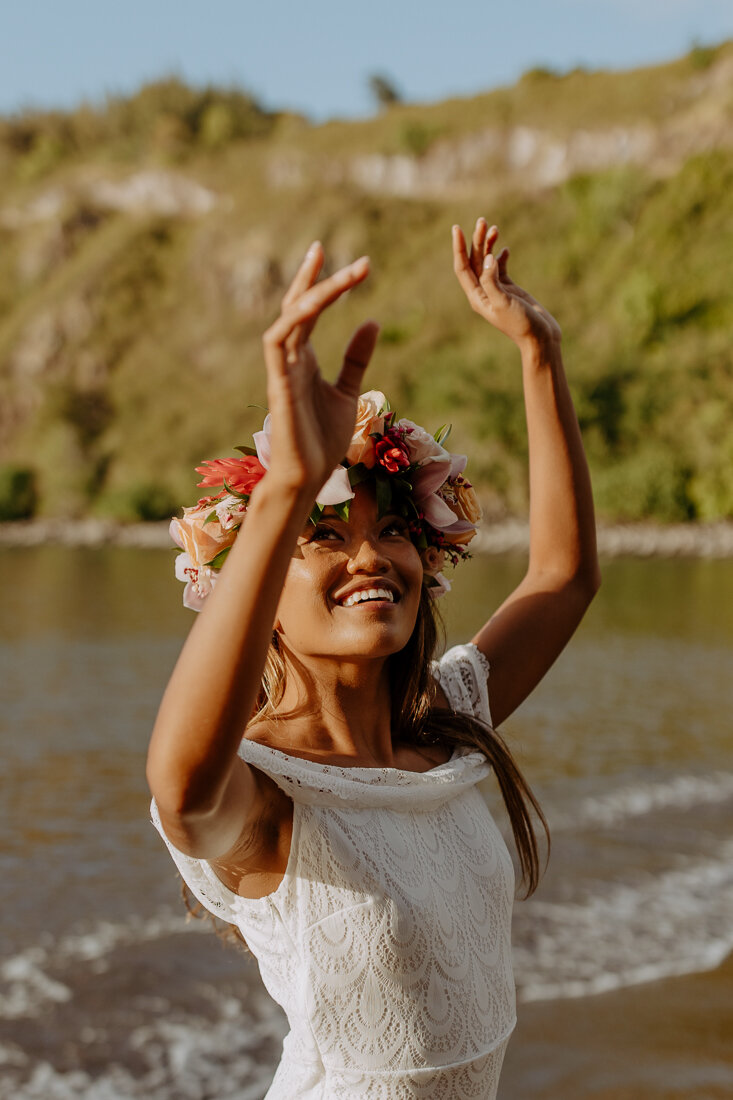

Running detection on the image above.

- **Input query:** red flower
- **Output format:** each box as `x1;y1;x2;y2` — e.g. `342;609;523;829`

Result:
375;436;410;474
195;455;266;495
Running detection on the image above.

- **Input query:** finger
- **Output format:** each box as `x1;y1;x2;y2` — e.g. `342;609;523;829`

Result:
485;224;499;259
335;321;380;397
452;224;491;312
264;256;370;352
281;241;324;309
469;218;488;279
496;246;510;282
478;251;508;307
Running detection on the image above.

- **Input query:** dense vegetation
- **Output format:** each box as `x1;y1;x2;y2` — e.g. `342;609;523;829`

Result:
1;46;732;523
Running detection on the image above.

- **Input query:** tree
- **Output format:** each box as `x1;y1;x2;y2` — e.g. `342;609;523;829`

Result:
368;73;402;110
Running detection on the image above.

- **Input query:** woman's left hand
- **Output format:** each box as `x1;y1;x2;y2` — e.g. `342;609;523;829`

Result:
452;219;561;351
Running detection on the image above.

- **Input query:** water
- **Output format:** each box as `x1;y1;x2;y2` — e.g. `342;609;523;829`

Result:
1;546;732;1098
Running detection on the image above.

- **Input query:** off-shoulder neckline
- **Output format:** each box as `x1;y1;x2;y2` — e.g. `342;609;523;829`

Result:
239;737;462;777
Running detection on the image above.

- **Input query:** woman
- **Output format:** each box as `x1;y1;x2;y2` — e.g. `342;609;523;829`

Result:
147;219;600;1098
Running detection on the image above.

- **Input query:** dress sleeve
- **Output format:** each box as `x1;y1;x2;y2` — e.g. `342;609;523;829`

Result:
432;643;493;727
150;797;239;923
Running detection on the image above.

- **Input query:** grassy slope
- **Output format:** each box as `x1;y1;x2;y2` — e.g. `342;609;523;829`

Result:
1;45;732;522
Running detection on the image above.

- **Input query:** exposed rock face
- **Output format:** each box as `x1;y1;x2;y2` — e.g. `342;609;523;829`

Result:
1;169;217;230
89;170;217;216
268;54;733;200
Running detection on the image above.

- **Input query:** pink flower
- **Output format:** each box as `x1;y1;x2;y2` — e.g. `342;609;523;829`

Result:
398;420;451;467
254;412;354;507
412;453;472;534
315;465;354;506
426;571;451;599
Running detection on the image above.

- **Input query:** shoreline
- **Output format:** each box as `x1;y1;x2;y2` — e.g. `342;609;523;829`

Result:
1;516;733;557
501;951;733;1098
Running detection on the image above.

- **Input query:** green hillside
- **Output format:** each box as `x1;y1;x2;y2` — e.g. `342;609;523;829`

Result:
1;43;733;523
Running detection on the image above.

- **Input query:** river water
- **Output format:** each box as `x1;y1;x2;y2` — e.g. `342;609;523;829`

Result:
1;546;731;1098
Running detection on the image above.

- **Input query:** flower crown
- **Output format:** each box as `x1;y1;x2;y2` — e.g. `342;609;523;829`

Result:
171;391;481;611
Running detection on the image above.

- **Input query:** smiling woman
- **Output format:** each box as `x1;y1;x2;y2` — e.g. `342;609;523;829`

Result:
146;223;600;1099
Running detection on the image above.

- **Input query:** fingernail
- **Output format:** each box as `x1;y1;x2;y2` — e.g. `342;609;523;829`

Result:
307;240;321;256
484;254;494;269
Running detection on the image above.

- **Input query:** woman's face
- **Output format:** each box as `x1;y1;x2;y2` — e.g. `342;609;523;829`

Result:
275;484;424;662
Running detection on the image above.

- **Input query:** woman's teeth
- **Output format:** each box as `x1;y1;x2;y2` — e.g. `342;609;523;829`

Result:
341;588;395;608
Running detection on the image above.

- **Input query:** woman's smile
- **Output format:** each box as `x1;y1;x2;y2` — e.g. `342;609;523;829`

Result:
273;484;423;659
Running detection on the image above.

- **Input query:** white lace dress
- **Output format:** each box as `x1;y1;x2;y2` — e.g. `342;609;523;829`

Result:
151;644;516;1098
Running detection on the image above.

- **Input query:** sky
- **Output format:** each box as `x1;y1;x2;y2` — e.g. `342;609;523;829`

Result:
1;0;732;122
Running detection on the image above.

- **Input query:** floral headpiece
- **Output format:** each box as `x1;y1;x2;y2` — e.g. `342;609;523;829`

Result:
171;391;481;611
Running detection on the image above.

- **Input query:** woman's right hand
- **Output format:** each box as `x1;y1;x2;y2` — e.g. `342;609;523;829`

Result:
261;242;380;497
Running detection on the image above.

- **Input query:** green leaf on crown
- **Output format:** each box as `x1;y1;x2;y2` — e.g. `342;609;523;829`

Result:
375;474;393;518
205;546;232;569
433;424;452;446
223;478;251;501
333;500;350;522
348;464;372;487
234;445;258;456
203;509;219;526
309;502;325;526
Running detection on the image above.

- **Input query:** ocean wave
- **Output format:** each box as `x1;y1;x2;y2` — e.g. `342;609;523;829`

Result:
548;769;733;831
514;837;733;1002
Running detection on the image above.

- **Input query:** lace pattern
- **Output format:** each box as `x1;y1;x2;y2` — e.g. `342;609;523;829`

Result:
151;644;515;1099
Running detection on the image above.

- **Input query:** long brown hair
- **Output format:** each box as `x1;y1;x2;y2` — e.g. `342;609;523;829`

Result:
181;586;549;946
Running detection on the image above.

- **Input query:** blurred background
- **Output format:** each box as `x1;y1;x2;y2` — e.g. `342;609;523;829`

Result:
1;2;732;1098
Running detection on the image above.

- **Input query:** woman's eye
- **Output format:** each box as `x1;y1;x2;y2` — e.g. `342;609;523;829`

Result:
310;525;341;541
382;520;408;537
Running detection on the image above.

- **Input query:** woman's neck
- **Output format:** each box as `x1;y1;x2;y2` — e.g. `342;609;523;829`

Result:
271;648;397;766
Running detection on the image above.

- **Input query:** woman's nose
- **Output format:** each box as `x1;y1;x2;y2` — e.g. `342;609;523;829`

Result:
346;536;390;574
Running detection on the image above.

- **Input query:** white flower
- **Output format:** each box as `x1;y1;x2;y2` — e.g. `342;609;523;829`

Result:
174;553;218;611
214;495;247;531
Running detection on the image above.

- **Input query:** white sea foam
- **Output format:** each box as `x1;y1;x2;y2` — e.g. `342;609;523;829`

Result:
0;911;196;1020
3;983;286;1100
514;837;733;1002
549;770;733;831
0;953;72;1019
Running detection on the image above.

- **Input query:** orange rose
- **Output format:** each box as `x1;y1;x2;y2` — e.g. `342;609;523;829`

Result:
453;478;482;526
174;504;237;568
438;477;481;545
345;390;387;467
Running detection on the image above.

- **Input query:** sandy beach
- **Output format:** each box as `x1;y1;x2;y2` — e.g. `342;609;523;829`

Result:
501;954;733;1099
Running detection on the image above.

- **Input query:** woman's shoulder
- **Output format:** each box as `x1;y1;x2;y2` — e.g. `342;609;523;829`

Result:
431;643;492;726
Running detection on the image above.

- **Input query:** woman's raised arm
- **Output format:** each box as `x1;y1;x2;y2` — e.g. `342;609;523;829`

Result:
452;219;601;728
146;243;378;858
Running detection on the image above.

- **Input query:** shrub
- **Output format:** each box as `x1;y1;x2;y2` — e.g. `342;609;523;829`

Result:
399;122;442;158
127;482;179;522
593;450;696;522
0;465;38;520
